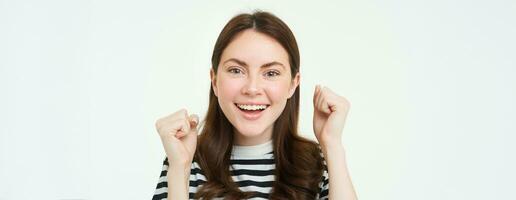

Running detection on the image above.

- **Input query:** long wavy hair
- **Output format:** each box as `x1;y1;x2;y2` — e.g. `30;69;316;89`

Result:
194;11;325;200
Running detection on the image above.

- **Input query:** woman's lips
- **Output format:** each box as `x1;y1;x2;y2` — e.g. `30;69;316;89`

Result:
234;104;268;120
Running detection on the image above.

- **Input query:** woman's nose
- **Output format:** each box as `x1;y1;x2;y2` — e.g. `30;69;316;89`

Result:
242;75;262;96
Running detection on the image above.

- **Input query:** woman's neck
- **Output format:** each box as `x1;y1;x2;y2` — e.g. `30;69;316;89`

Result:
233;125;273;146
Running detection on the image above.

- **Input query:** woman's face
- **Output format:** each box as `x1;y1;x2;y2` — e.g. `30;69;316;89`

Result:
211;29;300;146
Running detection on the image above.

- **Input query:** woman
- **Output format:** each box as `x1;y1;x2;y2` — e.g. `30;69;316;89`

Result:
152;11;357;200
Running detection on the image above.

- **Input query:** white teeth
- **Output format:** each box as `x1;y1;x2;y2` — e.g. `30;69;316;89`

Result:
236;104;268;111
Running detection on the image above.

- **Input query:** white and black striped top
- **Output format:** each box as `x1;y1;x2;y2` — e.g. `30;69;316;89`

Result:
152;140;330;200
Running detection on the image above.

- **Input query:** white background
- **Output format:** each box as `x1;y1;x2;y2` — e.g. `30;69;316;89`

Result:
1;0;515;199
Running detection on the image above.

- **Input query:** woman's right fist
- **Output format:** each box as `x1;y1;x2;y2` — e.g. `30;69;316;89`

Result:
155;109;199;167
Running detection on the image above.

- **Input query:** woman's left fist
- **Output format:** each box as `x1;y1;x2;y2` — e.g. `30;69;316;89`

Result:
312;85;351;146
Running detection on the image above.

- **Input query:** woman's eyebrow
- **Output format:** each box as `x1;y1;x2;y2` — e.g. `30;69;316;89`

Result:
223;58;285;70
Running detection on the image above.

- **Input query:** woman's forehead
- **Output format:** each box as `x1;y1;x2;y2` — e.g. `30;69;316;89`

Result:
220;29;289;67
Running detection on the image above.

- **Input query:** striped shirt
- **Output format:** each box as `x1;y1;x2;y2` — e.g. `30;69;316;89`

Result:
152;140;330;199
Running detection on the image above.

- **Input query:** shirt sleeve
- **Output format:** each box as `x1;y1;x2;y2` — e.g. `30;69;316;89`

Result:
317;150;330;200
152;156;169;200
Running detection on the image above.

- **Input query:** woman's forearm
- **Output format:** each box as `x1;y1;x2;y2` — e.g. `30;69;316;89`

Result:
322;142;358;200
167;164;190;200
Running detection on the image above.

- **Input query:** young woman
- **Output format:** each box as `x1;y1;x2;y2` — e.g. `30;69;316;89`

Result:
152;11;357;200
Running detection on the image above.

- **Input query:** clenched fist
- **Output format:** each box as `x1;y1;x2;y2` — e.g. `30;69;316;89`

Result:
313;85;351;147
155;109;199;167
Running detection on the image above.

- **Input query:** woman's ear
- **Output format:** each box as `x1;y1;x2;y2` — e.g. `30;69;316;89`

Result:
288;72;300;98
210;68;218;97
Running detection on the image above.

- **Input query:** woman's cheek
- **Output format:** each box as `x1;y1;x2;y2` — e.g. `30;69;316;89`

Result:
267;82;291;100
219;78;242;97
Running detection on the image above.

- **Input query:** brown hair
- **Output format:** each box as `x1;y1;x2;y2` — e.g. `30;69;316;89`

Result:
194;10;324;200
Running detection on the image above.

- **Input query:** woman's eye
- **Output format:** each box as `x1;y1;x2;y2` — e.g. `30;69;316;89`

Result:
265;70;280;77
228;68;242;74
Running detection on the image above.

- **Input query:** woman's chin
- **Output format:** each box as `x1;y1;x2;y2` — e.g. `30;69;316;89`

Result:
235;126;267;138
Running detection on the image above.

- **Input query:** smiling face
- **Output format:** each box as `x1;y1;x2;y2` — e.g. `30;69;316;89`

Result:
211;29;300;146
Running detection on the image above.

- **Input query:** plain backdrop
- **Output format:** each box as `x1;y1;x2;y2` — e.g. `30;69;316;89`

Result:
1;0;515;199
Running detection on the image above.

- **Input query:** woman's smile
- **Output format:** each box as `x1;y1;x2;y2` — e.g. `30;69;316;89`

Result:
234;102;270;120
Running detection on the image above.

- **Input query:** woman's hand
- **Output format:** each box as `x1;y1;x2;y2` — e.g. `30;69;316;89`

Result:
155;109;199;167
313;85;357;200
312;85;351;147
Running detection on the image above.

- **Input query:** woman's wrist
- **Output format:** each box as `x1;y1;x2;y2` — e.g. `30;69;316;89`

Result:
320;135;344;148
168;163;191;178
320;139;346;156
